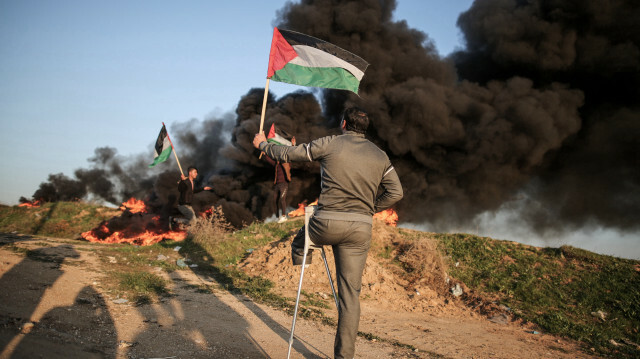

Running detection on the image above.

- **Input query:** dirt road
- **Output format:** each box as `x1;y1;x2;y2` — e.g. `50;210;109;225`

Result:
0;233;594;358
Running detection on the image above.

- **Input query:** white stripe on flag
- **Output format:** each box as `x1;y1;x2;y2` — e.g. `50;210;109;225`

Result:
290;45;365;81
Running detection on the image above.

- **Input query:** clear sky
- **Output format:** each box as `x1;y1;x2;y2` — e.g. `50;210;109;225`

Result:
0;0;472;205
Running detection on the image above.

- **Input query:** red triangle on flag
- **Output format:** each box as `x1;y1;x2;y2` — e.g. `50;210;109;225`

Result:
267;123;276;139
267;27;298;78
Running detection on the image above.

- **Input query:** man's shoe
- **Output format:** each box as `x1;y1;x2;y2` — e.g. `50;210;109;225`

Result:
292;246;313;265
277;215;288;223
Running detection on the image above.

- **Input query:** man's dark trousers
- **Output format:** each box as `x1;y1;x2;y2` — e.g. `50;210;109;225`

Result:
292;217;371;359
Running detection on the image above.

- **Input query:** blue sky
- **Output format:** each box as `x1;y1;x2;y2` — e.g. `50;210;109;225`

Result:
0;0;472;205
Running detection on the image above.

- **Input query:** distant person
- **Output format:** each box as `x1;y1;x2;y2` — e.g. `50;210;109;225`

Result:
172;166;211;228
253;107;403;359
261;137;295;223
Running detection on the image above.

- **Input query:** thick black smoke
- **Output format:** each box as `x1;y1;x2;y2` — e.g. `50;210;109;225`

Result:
27;0;640;235
273;0;640;235
452;0;640;232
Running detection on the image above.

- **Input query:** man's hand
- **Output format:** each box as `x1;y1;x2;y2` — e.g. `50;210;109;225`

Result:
181;174;187;180
204;186;212;191
253;132;267;149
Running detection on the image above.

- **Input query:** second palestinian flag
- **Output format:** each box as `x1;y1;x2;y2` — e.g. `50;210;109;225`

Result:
267;28;369;94
267;123;292;146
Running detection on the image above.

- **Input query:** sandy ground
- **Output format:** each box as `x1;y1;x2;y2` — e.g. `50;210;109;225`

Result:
0;232;596;359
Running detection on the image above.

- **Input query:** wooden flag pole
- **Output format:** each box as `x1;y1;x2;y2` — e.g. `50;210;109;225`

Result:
258;78;271;160
162;122;184;176
259;78;270;134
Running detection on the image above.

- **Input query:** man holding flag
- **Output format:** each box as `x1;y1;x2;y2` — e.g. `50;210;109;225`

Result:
253;107;403;359
149;123;211;228
173;166;211;228
254;28;401;358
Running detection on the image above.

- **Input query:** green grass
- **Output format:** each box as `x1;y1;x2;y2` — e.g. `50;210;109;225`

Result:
301;290;331;309
116;271;168;304
0;202;119;238
438;233;640;357
192;218;300;266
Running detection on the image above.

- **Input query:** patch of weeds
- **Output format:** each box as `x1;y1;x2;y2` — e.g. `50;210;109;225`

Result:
301;290;330;309
116;271;168;299
437;233;640;357
296;306;330;322
149;260;180;272
105;244;147;254
5;244;29;256
207;218;302;266
99;243;180;273
377;245;394;259
358;331;419;352
358;331;382;341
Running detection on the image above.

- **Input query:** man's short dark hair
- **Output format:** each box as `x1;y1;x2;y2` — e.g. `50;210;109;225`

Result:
187;166;198;172
342;107;369;134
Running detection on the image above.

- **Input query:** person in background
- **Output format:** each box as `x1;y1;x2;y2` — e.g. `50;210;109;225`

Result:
261;137;295;223
171;166;211;228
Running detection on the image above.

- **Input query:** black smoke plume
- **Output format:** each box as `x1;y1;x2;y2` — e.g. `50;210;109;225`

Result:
26;0;640;235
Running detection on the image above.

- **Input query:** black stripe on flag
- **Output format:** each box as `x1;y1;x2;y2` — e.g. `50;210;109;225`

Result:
278;29;369;73
155;125;168;155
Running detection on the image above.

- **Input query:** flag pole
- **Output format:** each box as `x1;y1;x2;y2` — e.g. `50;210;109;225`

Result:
259;78;270;134
258;78;271;160
162;122;184;176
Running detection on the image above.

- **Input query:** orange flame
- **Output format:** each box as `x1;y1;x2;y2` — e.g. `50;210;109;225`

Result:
288;200;398;226
81;197;186;246
81;228;186;246
288;199;318;217
119;197;147;213
18;200;41;208
373;208;399;227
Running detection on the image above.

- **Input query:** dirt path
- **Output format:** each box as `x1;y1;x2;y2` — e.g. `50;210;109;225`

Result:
0;233;595;358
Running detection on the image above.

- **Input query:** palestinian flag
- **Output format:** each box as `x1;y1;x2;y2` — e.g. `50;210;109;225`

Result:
267;123;292;146
267;27;369;94
149;125;172;167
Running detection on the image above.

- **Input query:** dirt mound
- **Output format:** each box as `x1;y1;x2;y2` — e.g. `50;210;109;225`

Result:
238;220;462;314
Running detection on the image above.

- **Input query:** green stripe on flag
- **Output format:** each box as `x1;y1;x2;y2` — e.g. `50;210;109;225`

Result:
272;63;361;93
149;146;172;168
